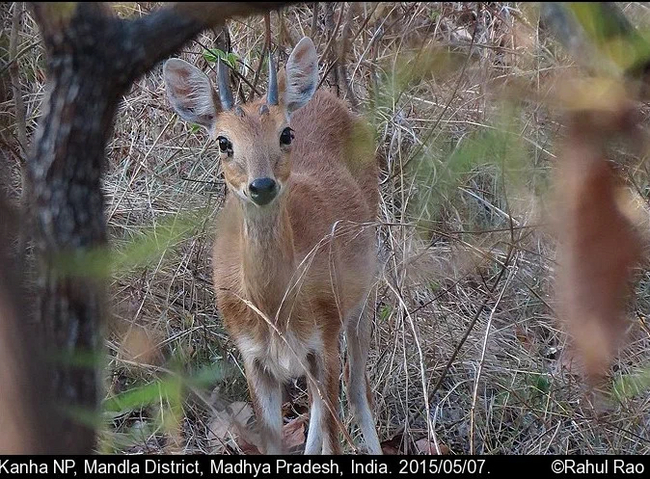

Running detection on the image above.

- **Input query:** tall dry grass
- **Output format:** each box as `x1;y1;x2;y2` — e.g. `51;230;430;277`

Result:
2;2;650;454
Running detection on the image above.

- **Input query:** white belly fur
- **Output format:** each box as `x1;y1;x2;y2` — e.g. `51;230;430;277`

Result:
236;330;323;382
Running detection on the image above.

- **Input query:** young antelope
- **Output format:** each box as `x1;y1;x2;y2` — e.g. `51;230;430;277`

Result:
163;37;382;455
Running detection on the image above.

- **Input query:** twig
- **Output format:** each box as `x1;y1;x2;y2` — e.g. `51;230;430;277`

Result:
469;256;516;454
319;2;345;89
311;2;319;38
251;12;272;100
407;244;515;427
9;2;29;263
336;1;359;108
9;2;27;158
0;39;40;77
316;2;380;92
194;38;263;100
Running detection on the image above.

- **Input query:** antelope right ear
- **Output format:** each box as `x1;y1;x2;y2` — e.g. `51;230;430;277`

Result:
282;37;319;115
163;58;220;131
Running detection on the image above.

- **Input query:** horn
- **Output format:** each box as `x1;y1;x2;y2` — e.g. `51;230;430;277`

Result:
267;51;278;106
217;58;234;110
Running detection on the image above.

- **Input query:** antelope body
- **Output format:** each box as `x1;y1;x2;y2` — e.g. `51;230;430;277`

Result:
164;37;382;455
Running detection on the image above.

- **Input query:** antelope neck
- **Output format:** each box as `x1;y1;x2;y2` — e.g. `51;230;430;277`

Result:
240;195;296;321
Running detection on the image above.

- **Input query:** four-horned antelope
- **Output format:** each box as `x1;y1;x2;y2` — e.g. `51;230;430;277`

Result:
163;37;382;455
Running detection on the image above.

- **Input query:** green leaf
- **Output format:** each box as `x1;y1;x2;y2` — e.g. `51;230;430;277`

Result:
532;375;550;394
379;305;392;322
202;48;224;63
226;53;238;69
61;405;107;430
613;367;650;400
203;48;238;69
104;377;183;414
50;210;208;280
48;348;107;369
187;362;235;388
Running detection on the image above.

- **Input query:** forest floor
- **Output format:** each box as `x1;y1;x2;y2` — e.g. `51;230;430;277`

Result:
2;2;650;454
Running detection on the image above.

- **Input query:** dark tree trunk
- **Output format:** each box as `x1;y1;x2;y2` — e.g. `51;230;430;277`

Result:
28;3;126;453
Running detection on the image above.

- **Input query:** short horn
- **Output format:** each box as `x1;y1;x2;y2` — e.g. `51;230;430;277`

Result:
267;51;278;106
217;58;234;110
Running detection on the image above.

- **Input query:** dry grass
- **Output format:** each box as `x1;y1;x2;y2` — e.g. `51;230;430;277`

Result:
3;2;650;454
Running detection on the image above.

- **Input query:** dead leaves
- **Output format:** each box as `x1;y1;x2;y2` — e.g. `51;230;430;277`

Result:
208;400;307;455
207;397;449;455
208;401;258;454
554;90;644;388
282;415;309;452
415;438;450;455
380;433;450;455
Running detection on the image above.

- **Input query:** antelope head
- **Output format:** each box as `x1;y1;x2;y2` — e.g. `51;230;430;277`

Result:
163;37;319;207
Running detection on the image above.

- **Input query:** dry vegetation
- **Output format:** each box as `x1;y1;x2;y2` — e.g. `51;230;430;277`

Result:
3;2;650;454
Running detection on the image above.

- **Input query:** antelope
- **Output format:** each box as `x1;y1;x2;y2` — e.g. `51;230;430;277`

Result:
163;37;382;455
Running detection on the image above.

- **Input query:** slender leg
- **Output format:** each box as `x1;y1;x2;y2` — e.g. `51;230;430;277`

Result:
346;303;382;455
244;359;284;455
322;338;343;454
304;335;343;455
304;354;324;454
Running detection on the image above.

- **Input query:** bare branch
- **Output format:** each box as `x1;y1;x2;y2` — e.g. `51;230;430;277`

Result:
9;2;28;157
337;2;359;109
250;12;272;100
9;2;31;262
311;2;319;38
125;2;295;81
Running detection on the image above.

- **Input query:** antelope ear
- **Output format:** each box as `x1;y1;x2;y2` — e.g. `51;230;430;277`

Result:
163;58;220;130
281;37;319;115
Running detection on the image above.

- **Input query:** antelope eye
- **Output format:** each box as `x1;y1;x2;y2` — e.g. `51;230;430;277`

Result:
280;127;294;146
217;136;232;154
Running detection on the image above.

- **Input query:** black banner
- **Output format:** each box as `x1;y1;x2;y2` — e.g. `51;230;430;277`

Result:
0;455;648;478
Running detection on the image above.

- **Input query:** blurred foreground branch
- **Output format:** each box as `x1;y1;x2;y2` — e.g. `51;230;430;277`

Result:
0;197;54;453
554;90;644;387
541;2;650;94
543;3;650;387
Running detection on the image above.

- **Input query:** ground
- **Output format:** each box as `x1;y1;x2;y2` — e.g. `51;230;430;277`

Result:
2;2;650;455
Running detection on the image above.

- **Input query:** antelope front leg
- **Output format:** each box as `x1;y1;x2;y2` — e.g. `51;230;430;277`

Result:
244;359;284;455
346;304;382;455
304;353;324;454
304;343;343;454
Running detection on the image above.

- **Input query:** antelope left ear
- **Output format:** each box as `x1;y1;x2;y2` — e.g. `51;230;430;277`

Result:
281;37;319;115
163;58;220;130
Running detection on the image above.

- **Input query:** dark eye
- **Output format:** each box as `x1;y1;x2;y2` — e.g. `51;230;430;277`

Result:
280;127;294;146
217;136;232;155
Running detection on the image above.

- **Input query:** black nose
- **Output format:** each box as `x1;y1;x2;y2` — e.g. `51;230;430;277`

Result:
248;177;278;205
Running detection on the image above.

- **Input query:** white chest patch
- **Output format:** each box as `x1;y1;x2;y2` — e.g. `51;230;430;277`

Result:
236;330;322;382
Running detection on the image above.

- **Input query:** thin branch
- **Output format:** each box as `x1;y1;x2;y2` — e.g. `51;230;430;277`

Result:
336;1;359;109
8;2;30;264
0;39;40;77
121;2;296;82
320;2;345;89
193;37;263;100
9;2;28;158
250;12;272;100
310;2;319;38
316;3;379;92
